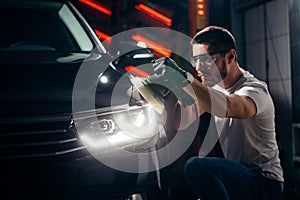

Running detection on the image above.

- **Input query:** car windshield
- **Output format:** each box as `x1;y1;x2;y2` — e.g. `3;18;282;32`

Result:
0;1;95;52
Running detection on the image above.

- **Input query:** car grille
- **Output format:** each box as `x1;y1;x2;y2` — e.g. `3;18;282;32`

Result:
0;114;85;159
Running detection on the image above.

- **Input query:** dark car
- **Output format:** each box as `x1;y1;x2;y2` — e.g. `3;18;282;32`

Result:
0;0;165;199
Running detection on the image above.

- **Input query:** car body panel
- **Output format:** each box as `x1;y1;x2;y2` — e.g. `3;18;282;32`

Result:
0;1;161;199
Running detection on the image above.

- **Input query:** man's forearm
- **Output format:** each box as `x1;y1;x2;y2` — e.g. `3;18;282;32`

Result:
184;79;227;118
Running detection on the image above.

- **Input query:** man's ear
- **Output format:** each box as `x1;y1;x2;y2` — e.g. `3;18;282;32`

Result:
227;49;236;63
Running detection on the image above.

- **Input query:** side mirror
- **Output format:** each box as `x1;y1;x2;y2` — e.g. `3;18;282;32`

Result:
110;41;154;76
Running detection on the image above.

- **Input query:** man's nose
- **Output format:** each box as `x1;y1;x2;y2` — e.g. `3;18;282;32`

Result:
195;62;204;71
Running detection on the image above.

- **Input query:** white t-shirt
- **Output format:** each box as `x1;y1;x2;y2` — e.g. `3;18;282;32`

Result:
213;69;284;182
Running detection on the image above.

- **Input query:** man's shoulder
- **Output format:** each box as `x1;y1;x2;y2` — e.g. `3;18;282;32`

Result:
240;70;268;90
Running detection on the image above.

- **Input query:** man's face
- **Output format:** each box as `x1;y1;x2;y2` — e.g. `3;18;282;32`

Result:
192;44;227;87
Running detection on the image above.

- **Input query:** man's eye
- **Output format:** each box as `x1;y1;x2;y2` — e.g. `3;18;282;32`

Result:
203;57;211;63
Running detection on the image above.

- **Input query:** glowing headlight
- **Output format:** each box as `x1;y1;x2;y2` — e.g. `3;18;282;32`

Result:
98;119;115;133
112;106;158;139
75;104;164;152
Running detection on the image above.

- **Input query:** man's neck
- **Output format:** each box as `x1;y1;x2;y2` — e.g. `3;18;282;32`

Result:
222;63;243;89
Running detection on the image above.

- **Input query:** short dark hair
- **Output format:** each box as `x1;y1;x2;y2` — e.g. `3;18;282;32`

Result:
191;26;236;54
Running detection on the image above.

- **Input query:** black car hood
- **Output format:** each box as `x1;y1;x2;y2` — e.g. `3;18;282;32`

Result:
0;51;115;117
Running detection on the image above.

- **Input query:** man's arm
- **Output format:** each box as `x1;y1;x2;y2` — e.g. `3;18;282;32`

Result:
226;93;256;118
185;79;257;119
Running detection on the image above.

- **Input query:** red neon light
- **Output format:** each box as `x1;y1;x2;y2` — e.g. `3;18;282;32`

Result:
79;0;112;16
135;4;172;27
95;29;111;41
198;10;205;16
197;4;204;9
125;66;150;78
132;34;171;57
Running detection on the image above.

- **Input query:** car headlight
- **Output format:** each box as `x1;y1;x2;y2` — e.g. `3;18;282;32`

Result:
73;104;165;153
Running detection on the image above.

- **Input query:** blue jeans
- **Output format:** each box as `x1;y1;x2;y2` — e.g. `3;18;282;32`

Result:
184;157;283;200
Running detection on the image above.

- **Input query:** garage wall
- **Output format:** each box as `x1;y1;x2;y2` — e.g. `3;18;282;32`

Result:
237;0;300;198
244;0;292;144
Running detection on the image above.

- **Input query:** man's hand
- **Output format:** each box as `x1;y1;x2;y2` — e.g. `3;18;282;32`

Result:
145;57;192;90
144;57;195;106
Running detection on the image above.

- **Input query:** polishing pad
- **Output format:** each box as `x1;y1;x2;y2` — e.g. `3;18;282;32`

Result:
130;77;165;114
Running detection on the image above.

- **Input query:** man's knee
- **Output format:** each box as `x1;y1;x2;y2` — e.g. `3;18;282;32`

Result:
184;157;211;179
184;157;198;177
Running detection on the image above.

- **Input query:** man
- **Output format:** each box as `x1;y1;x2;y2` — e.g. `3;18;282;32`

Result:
147;26;284;199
